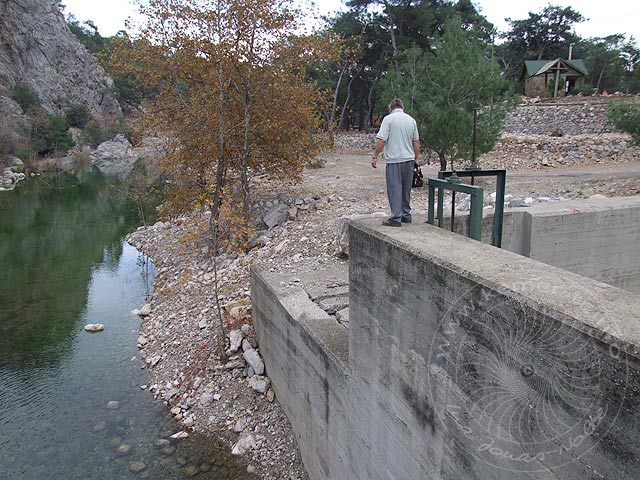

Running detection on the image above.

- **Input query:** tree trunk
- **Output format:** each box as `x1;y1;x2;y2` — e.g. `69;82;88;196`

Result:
330;64;348;131
383;1;400;75
596;65;605;93
439;152;446;171
209;56;228;365
241;30;256;236
338;75;356;130
241;84;251;234
366;77;378;128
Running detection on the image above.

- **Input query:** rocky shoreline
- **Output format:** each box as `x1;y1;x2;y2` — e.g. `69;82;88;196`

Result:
123;150;395;479
127;216;311;479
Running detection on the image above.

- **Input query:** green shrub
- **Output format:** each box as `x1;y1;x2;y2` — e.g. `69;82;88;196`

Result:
11;83;40;113
65;105;90;128
0;126;16;156
30;114;75;155
608;101;640;144
80;119;106;148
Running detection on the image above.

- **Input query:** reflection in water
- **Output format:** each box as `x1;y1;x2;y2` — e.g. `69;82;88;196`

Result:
0;171;140;369
0;170;255;479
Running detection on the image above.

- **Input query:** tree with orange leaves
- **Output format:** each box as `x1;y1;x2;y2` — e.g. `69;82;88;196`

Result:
107;0;339;245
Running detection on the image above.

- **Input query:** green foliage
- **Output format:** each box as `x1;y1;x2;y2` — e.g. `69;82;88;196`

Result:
577;35;640;94
380;18;516;171
321;0;496;130
101;34;154;111
608;101;640;144
45;115;75;154
496;4;584;82
504;5;584;61
66;15;104;54
0;135;14;156
29;114;75;156
79;119;107;148
575;83;595;96
65;105;90;128
11;83;41;113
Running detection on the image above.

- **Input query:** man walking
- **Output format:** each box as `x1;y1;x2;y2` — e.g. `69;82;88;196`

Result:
371;98;420;227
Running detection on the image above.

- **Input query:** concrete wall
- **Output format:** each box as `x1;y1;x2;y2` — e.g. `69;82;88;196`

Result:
252;219;640;480
446;196;640;293
250;271;351;480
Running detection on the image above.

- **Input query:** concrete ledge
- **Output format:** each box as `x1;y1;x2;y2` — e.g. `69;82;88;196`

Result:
354;219;640;358
250;268;350;480
444;196;640;292
349;219;640;478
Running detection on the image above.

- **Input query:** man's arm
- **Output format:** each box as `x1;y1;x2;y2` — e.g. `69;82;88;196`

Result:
372;139;386;168
413;139;420;165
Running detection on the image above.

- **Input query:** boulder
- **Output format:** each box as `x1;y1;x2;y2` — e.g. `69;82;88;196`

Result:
228;329;243;353
263;204;289;230
84;323;104;333
243;349;265;375
90;134;139;176
231;435;257;456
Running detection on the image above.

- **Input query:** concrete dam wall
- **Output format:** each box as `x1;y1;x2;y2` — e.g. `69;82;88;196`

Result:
252;217;640;480
446;195;640;293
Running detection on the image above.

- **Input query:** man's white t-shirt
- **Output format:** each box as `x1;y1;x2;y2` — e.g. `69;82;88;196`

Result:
375;108;419;164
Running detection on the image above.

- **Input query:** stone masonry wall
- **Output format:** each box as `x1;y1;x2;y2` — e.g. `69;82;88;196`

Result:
503;100;614;135
334;97;640;170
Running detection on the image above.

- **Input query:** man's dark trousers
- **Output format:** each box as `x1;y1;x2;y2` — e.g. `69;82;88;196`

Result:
386;160;413;223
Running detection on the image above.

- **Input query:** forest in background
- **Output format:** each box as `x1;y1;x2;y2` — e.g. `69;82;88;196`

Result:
62;1;639;129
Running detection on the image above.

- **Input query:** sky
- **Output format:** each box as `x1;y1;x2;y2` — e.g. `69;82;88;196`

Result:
61;0;640;41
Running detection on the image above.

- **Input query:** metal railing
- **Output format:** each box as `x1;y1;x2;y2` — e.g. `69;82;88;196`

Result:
427;168;507;247
427;174;484;241
438;168;507;247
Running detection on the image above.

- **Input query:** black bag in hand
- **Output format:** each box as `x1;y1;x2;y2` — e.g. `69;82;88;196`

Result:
412;165;424;188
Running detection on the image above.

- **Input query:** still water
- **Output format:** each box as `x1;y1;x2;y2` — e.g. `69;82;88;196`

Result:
0;170;253;479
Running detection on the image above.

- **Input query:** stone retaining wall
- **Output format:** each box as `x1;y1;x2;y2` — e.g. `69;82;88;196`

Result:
333;98;640;170
479;133;638;170
503;100;614;135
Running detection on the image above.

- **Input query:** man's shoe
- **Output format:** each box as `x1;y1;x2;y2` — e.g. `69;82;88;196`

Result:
382;220;402;227
401;217;412;223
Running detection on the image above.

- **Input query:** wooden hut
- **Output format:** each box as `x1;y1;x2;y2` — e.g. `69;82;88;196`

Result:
522;58;588;98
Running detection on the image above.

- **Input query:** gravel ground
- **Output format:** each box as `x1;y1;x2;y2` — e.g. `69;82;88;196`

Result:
126;137;640;479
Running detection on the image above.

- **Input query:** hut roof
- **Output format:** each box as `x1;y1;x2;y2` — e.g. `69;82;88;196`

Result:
523;58;588;79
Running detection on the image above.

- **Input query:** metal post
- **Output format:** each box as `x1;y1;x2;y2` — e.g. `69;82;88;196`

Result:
427;184;435;225
469;187;484;241
471;109;477;167
427;177;484;243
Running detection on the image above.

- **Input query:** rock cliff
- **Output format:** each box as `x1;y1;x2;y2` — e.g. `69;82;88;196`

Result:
0;0;122;149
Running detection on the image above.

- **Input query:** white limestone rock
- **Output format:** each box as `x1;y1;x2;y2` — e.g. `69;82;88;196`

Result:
248;375;271;395
231;435;257;456
90;134;139;177
228;329;243;353
84;323;104;333
243;349;264;375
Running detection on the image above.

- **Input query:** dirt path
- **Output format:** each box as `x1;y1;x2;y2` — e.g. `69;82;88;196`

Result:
306;151;640;204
